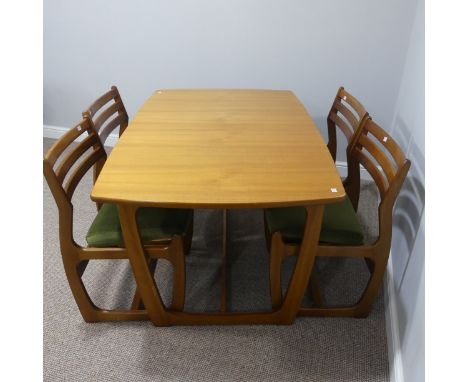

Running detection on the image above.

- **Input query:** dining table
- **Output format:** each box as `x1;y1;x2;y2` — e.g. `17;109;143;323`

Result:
91;89;345;326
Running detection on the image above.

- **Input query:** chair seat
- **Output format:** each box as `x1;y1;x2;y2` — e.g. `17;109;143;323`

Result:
265;196;364;245
86;203;192;247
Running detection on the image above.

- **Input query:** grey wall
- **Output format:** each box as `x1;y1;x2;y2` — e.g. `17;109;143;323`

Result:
389;0;424;381
44;0;418;162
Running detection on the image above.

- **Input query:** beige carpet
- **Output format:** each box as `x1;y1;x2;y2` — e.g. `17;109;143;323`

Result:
43;137;388;382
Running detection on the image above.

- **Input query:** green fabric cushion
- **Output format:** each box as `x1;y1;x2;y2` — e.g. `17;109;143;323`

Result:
265;196;364;245
86;203;191;248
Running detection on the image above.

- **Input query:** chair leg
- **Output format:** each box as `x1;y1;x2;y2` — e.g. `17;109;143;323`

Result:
63;256;150;322
61;258;101;322
299;257;387;318
353;257;387;317
169;236;186;311
269;232;284;310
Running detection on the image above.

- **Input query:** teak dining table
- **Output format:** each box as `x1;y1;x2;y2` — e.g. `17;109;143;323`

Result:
91;89;345;326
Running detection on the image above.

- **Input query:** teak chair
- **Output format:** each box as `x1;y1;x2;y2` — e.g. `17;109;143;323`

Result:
82;86;129;183
83;85;128;143
327;87;369;210
43;118;193;322
265;116;411;317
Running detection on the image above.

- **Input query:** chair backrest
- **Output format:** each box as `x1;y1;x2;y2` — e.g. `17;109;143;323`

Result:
348;117;411;246
82;86;129;147
43;118;107;248
327;87;368;162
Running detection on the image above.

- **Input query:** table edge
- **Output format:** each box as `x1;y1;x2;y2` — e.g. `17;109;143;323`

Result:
89;192;347;209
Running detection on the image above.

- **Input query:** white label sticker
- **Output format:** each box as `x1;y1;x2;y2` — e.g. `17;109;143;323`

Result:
331;188;338;193
383;136;388;142
77;126;82;132
343;95;347;101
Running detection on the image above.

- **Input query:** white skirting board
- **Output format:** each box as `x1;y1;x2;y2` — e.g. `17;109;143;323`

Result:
385;253;405;382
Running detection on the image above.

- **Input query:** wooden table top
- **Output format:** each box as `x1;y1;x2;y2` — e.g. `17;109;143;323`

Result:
91;89;345;208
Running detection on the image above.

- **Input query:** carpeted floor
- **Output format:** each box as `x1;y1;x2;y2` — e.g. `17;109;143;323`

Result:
43;137;389;382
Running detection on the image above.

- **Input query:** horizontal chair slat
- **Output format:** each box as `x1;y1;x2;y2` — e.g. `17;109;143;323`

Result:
329;112;353;141
339;89;367;118
367;120;406;167
65;148;105;198
87;88;118;116
45;123;89;165
359;134;396;181
56;133;99;183
100;113;128;143
93;99;125;131
334;101;359;129
354;149;388;196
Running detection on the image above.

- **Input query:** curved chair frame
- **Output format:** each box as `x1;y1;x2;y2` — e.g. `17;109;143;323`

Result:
267;116;411;317
43;118;192;322
82;86;129;183
327;87;369;209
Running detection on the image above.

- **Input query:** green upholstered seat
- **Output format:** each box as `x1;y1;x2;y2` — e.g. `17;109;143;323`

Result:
86;203;192;248
265;196;364;245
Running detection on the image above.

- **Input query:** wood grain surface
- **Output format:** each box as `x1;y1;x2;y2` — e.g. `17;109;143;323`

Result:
91;89;345;207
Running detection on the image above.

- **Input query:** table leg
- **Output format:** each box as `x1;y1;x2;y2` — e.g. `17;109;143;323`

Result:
276;204;324;324
118;204;169;326
164;204;324;325
118;203;323;326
